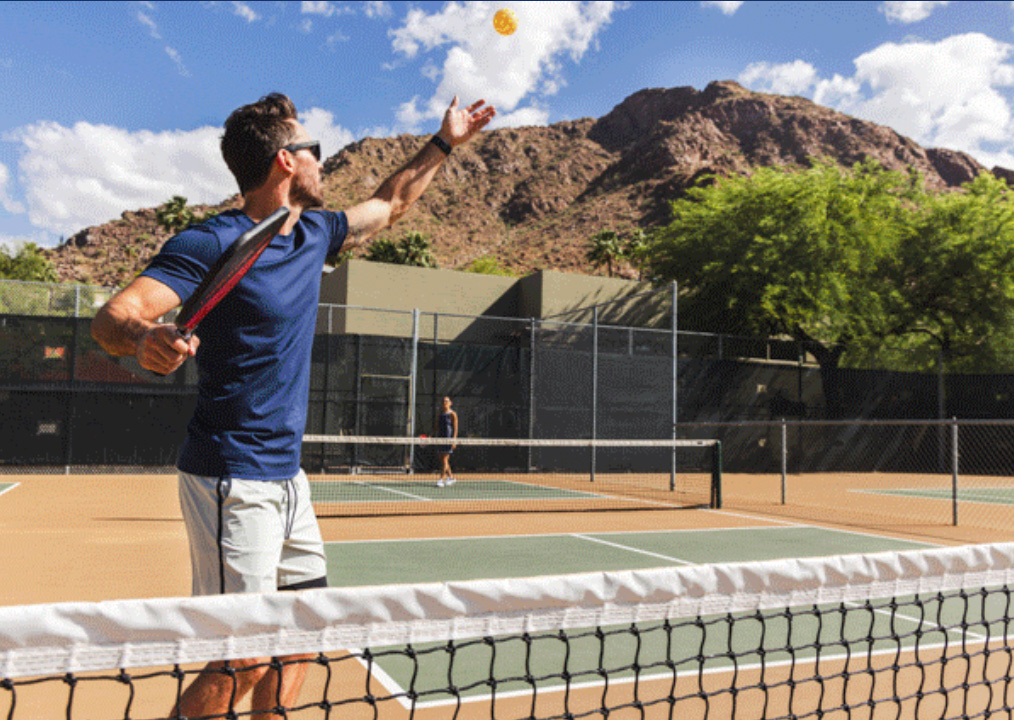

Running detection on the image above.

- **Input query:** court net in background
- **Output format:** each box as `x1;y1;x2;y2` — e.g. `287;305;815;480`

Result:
4;543;1014;719
301;435;722;516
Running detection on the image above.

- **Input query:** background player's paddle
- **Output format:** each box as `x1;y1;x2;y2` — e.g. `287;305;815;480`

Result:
174;206;290;338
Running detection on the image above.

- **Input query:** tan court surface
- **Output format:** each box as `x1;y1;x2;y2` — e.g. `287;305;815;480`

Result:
0;470;1009;605
1;470;1011;719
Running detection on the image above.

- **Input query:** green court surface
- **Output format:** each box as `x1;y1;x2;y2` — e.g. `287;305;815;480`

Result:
0;483;16;498
324;526;933;588
311;478;601;503
324;525;942;706
864;486;1014;505
367;588;1003;703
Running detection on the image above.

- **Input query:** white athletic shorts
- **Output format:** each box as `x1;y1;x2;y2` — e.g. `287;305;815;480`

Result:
178;469;328;595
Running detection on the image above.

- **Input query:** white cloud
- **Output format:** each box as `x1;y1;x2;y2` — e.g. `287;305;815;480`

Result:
0;162;25;215
135;8;189;76
8;121;237;237
298;17;313;33
388;1;619;132
137;11;161;39
165;46;189;76
701;1;744;16
231;1;260;22
301;1;336;17
325;30;350;50
739;59;818;96
0;230;54;252
494;105;551;128
299;107;355;159
364;1;393;19
879;1;949;24
738;33;1014;170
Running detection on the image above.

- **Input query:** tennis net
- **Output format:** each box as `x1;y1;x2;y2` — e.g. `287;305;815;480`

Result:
3;543;1014;719
301;435;722;516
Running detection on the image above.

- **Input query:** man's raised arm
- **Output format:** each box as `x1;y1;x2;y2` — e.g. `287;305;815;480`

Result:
343;96;495;249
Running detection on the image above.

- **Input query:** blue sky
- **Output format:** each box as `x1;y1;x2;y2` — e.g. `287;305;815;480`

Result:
0;1;1011;248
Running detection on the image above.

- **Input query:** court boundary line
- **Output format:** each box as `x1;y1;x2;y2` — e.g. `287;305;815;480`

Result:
707;508;943;548
350;479;433;502
570;533;694;565
322;525;810;546
0;483;19;498
312;476;711;510
364;629;996;711
852;486;1014;507
312;478;603;503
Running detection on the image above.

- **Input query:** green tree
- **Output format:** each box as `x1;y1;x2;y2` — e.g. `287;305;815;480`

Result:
364;232;438;268
888;172;1014;372
0;243;58;282
155;195;195;232
397;232;437;268
464;256;515;276
0;242;60;314
623;228;650;280
364;238;403;264
586;230;623;277
646;159;920;415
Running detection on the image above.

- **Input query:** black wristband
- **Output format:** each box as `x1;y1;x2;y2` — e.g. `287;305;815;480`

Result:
430;135;452;155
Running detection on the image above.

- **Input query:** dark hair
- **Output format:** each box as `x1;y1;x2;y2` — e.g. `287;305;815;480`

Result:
221;93;299;195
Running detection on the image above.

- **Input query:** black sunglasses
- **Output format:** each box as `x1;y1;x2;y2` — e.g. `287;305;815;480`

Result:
282;140;321;162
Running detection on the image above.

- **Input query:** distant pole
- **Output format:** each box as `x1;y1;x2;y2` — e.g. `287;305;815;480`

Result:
671;281;678;491
528;317;536;471
408;309;419;473
591;306;598;482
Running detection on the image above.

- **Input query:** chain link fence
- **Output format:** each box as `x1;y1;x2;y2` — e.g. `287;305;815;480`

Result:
677;419;1014;542
5;278;1014;536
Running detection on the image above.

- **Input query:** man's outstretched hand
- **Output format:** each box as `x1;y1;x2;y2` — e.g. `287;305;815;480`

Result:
439;96;496;148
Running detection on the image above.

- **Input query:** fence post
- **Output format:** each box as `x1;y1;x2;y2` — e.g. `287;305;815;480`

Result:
408;309;419;474
591;306;598;483
528;317;536;472
671;281;678;492
433;313;439;441
781;418;787;505
951;417;959;526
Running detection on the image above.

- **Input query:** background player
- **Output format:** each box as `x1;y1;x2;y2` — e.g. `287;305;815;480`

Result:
436;395;459;487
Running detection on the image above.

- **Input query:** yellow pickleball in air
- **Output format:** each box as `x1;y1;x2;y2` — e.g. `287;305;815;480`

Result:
493;8;518;36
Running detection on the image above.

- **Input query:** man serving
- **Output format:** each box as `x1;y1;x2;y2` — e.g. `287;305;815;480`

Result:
91;92;494;717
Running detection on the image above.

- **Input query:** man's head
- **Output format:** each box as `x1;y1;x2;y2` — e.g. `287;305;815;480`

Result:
221;93;324;207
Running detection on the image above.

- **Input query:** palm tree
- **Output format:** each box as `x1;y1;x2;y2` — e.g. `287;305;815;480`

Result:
364;238;402;264
155;196;194;232
586;230;623;277
623;229;650;280
364;232;438;268
397;232;437;268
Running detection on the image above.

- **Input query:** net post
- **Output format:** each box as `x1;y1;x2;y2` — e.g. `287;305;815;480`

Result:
711;441;722;509
591;307;598;483
951;417;959;526
780;418;787;505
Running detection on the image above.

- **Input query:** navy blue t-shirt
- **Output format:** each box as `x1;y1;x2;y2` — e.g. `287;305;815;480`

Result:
142;209;347;480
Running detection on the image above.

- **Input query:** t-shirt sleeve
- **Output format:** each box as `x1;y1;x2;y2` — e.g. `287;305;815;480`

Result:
325;210;348;256
140;227;223;306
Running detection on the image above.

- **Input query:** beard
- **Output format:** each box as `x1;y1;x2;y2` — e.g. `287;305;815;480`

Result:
289;170;324;209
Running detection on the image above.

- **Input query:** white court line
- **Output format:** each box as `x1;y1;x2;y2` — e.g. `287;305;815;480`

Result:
0;483;19;498
324;525;806;546
570;533;694;565
706;508;941;548
352;482;431;505
366;635;999;711
861;601;989;643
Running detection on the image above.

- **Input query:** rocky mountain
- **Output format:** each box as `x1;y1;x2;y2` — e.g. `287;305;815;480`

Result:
45;80;1007;287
